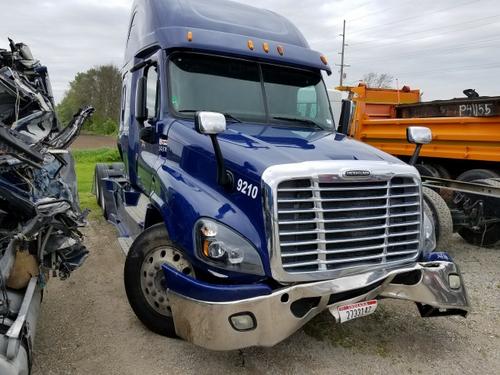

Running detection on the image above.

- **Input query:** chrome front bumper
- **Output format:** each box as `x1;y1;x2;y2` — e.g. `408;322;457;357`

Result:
167;261;469;351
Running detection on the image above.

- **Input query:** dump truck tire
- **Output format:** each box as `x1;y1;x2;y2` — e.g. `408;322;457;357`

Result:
457;169;499;182
457;179;500;247
416;164;440;178
124;223;195;338
423;187;453;251
430;163;451;179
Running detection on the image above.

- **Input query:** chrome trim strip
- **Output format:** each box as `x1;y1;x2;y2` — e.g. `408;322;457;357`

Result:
262;160;423;282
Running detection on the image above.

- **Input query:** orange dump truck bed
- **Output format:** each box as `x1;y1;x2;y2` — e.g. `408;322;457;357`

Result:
342;85;500;163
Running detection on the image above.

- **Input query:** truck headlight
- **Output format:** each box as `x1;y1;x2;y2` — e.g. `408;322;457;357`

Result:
422;211;436;255
195;219;265;276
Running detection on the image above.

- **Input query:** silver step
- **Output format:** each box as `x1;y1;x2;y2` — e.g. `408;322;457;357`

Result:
123;194;149;225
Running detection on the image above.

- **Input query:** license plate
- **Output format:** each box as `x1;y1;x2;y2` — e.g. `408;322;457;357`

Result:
329;300;378;323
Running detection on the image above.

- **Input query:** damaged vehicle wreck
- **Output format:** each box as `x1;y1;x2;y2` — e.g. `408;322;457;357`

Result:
0;39;93;374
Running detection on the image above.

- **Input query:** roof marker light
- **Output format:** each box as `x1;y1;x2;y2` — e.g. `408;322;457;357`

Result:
320;55;328;65
187;31;193;42
277;45;284;56
263;42;270;53
248;40;255;50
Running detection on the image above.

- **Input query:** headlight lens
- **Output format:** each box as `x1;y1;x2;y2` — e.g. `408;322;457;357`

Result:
422;211;436;255
195;219;265;275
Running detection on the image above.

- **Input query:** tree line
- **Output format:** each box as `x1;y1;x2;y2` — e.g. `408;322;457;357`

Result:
57;65;122;135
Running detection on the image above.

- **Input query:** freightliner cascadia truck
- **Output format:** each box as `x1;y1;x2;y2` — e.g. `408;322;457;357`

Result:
94;0;470;350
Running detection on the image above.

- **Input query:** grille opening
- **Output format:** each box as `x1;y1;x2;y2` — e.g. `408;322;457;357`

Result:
326;238;385;251
277;190;313;200
280;233;317;242
327;258;382;270
279;222;317;231
325;229;386;241
278;212;316;221
389;224;419;233
322;208;387;220
277;201;314;210
279;179;311;189
322;198;387;210
282;254;317;264
326;248;383;260
320;189;387;199
324;218;386;230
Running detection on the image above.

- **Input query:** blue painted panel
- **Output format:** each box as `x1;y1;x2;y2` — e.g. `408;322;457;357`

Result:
162;264;272;302
124;0;331;74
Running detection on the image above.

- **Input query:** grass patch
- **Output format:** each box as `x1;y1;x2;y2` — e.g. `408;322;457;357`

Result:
73;148;121;221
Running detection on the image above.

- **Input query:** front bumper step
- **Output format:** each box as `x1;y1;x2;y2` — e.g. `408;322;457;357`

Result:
164;261;469;351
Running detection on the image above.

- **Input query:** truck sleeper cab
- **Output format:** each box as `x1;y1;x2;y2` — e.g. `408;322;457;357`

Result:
95;0;469;350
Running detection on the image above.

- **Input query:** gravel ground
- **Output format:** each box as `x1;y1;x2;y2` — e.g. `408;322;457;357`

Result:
33;220;499;375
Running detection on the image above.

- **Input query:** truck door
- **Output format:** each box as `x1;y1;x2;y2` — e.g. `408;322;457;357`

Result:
135;57;161;195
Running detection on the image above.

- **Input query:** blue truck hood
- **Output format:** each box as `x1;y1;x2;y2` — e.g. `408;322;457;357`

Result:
218;123;404;180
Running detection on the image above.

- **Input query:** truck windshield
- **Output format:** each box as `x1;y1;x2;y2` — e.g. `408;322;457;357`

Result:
169;53;334;130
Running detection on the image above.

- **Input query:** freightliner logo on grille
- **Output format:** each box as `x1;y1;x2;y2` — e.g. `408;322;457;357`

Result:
344;170;371;177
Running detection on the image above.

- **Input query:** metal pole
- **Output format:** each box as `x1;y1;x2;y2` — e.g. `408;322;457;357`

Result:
339;20;346;87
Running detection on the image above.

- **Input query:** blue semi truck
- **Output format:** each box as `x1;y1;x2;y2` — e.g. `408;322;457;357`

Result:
95;0;469;350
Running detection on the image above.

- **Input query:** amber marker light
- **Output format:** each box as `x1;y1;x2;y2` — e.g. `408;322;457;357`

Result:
320;55;328;65
263;42;270;53
277;45;284;55
248;40;255;50
187;31;193;42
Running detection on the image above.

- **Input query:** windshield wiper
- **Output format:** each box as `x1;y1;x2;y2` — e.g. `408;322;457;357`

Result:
178;110;241;123
272;116;324;129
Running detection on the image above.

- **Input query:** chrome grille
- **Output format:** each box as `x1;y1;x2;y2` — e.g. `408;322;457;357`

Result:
276;176;421;274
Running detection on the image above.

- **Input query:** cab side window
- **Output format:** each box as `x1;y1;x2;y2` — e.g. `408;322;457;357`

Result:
145;65;159;120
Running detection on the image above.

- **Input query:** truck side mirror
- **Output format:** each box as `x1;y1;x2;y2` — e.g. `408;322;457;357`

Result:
407;126;432;166
195;111;227;135
338;99;352;135
407;126;432;145
195;111;231;188
135;76;147;122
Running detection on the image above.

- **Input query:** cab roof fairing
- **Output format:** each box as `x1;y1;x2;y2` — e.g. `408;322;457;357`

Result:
123;0;332;75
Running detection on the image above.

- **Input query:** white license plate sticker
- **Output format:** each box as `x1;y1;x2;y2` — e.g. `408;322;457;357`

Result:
330;300;378;323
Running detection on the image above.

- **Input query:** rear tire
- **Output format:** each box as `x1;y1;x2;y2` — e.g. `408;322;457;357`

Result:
457;169;499;182
124;223;195;337
416;164;440;178
457;179;500;247
423;187;453;251
430;163;451;179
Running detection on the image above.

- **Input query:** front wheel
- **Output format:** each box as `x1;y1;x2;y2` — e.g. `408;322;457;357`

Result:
124;223;195;337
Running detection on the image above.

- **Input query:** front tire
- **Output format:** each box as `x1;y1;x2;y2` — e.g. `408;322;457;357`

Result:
124;223;195;337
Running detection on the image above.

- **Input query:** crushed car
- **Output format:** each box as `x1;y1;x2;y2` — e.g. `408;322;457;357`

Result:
0;38;93;375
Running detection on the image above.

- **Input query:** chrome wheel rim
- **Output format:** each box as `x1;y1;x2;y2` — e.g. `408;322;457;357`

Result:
140;246;194;316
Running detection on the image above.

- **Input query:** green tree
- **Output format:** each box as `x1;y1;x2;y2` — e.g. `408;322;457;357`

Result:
57;65;121;135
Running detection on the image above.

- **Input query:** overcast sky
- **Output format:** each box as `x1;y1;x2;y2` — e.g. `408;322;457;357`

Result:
2;0;499;103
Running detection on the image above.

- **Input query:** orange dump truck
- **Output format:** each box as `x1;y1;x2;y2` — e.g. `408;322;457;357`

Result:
337;84;500;247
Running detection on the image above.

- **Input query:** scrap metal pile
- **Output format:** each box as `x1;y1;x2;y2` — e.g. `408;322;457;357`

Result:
0;39;93;374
